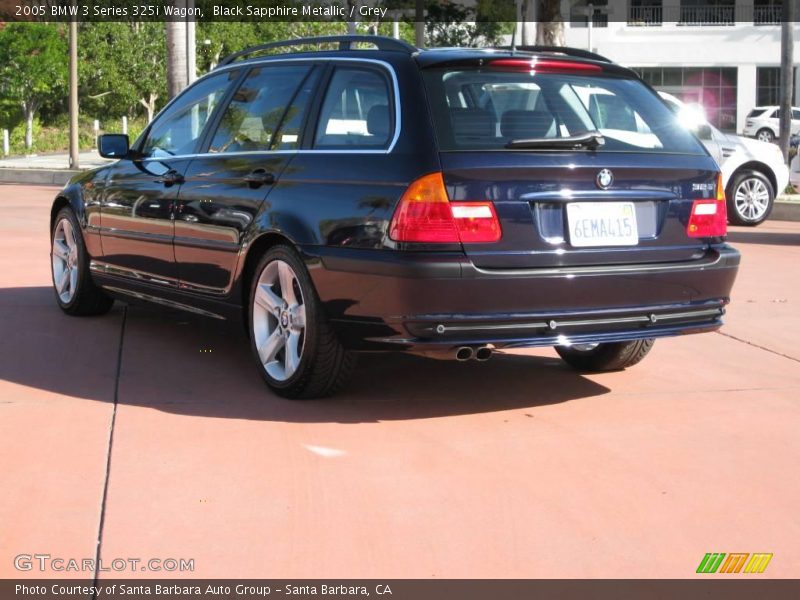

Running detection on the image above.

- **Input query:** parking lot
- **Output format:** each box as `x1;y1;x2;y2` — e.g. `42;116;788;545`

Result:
1;183;798;579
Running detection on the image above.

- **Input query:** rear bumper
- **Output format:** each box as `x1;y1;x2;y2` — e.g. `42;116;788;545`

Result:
305;245;740;352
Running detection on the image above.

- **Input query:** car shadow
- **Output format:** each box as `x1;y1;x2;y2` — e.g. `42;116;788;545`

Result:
727;228;800;246
0;286;611;423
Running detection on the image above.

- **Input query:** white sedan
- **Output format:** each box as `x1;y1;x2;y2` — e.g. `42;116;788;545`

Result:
660;92;789;226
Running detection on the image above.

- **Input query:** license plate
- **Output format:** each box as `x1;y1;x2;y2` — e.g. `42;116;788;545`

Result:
566;202;638;247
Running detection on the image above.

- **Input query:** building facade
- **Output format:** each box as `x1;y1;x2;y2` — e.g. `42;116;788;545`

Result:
556;0;800;133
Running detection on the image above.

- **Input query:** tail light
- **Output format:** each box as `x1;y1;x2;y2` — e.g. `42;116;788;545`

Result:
687;173;727;238
389;172;502;244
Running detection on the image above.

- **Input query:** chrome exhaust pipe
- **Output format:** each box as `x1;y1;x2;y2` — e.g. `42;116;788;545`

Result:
474;345;493;361
455;346;474;361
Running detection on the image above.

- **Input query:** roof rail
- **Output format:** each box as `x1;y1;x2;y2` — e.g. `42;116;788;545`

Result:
217;35;417;68
493;45;612;64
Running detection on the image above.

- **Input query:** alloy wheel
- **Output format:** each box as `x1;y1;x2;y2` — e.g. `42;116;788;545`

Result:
756;130;774;143
252;259;307;382
52;218;79;304
734;177;771;221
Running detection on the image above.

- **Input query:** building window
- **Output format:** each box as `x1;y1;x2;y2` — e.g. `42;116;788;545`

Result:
636;67;738;131
756;67;797;106
679;0;735;26
570;0;609;28
628;0;663;26
754;1;782;25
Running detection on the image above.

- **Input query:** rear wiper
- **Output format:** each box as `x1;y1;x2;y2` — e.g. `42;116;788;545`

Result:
505;130;605;150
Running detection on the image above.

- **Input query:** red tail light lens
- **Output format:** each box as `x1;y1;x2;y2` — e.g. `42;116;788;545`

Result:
389;172;502;244
687;173;727;238
491;58;603;73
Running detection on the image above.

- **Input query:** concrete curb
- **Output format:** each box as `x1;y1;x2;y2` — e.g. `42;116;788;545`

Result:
0;169;80;186
771;199;800;222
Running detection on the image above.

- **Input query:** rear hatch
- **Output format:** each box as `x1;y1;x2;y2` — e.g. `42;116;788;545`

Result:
421;55;721;269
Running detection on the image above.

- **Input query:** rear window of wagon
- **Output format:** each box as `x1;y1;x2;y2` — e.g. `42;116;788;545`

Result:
422;68;707;155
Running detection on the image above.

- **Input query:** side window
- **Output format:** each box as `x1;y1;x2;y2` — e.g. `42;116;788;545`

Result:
141;71;235;158
209;65;315;153
273;68;320;150
314;67;393;149
792;109;800;120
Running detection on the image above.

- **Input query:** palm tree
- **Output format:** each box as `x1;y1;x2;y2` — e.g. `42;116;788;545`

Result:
166;4;188;99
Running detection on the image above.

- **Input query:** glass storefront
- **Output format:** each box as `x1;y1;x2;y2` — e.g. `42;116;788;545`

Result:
636;67;738;131
756;67;798;106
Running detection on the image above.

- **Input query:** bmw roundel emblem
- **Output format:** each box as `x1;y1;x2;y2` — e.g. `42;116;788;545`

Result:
596;169;614;190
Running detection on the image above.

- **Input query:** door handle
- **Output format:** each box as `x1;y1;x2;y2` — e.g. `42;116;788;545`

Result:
155;170;184;186
243;168;275;188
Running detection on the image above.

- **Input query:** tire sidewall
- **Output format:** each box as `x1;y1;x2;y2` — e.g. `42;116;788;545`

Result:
247;246;320;392
726;170;774;226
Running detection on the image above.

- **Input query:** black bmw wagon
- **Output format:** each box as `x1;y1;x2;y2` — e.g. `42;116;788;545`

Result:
50;36;740;398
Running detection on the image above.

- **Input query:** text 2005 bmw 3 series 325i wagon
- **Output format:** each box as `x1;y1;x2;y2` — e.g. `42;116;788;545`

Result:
50;36;740;398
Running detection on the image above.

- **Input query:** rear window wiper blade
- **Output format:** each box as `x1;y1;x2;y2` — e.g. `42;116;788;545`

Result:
505;131;605;150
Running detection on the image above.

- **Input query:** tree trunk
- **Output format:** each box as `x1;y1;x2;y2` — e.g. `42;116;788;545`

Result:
166;10;188;99
23;105;34;150
139;93;158;123
347;1;358;34
536;0;565;46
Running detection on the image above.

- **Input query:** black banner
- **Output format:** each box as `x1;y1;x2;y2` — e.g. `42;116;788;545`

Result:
1;0;799;23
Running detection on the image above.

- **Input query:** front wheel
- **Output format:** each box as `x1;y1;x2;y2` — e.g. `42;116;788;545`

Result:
727;170;774;226
51;207;114;316
248;245;355;399
555;339;655;372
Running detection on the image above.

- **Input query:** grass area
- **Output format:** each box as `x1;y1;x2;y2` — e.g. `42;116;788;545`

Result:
2;116;148;157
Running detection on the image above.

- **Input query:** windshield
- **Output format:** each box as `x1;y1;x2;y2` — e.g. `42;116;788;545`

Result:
422;68;707;154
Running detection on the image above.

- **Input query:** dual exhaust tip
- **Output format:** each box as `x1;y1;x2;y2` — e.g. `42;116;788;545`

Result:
455;345;493;362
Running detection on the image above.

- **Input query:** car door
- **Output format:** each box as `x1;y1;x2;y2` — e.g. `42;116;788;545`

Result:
173;63;321;294
99;70;238;284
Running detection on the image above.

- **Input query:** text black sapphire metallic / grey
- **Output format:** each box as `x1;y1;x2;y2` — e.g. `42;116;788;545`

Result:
49;36;740;398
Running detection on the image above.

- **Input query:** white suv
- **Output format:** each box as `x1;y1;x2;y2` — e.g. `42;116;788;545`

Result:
742;106;800;143
661;93;789;225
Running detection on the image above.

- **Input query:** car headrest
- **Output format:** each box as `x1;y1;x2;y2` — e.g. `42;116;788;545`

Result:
501;109;556;139
367;104;390;138
449;108;496;140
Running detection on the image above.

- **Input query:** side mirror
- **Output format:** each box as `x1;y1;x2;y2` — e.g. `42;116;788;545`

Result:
695;124;713;141
98;134;130;159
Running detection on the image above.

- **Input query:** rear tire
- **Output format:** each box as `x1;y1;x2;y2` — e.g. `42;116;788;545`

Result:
726;170;774;226
755;128;774;143
555;339;655;372
51;207;114;316
248;245;355;399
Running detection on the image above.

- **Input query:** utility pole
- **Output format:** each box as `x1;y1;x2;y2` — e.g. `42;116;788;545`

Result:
68;7;79;169
778;1;796;164
415;0;424;47
186;0;196;84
